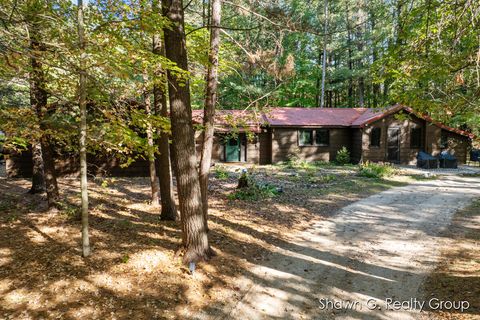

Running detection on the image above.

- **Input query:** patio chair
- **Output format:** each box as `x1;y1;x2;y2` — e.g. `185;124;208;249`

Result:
416;151;438;169
471;149;480;166
438;151;457;169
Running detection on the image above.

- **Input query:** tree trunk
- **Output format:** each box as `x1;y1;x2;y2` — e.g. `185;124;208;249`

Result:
40;139;59;209
162;0;212;263
356;12;365;107
346;5;354;108
199;0;221;233
144;75;160;205
152;34;177;221
320;0;328;108
315;49;322;107
29;26;59;210
78;0;90;257
29;141;45;194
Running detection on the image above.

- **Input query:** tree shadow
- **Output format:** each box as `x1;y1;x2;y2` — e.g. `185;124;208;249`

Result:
1;174;478;319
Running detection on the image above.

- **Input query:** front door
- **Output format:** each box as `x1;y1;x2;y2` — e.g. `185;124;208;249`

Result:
225;137;240;162
387;127;400;162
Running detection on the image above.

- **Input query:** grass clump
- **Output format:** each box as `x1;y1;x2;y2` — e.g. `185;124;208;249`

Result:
214;165;229;179
358;161;397;178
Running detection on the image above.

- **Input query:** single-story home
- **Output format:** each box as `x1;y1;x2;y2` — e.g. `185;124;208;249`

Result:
193;104;474;165
4;104;475;177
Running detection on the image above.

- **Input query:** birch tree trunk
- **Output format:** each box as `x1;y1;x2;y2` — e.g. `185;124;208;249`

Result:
162;0;212;263
199;0;221;232
78;0;90;257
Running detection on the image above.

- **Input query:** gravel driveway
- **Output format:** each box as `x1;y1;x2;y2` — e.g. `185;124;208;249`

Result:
226;175;480;320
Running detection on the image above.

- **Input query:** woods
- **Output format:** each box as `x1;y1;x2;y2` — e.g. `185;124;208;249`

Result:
0;0;479;269
1;1;480;319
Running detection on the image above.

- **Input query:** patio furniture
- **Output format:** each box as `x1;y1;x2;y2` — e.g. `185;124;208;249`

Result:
439;151;458;169
471;149;480;166
417;151;438;169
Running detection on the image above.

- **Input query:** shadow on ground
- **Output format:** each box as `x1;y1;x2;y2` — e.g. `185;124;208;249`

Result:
0;174;477;320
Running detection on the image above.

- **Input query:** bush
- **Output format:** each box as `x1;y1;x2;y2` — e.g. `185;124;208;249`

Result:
228;173;280;201
335;146;351;165
214;165;229;179
358;161;397;178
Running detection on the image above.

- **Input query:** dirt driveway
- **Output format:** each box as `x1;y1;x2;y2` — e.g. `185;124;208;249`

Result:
224;175;480;320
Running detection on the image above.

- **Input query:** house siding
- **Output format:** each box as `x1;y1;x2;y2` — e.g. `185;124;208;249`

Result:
440;129;469;163
271;127;352;163
361;112;470;164
350;128;363;164
259;130;272;165
5;151;152;178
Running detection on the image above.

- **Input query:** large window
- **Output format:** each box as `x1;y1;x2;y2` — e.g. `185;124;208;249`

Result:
370;127;381;147
299;130;313;146
410;127;423;148
298;129;330;146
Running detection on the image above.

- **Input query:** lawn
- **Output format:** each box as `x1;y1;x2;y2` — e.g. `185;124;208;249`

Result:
0;163;417;319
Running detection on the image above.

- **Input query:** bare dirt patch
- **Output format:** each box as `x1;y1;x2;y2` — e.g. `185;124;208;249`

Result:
420;199;480;320
0;165;410;319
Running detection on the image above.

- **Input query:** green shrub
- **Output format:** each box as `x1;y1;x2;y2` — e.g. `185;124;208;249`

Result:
335;147;351;165
228;174;279;201
358;161;397;178
214;165;229;179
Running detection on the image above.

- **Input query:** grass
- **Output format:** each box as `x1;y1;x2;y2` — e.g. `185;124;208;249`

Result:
213;165;230;179
358;161;398;178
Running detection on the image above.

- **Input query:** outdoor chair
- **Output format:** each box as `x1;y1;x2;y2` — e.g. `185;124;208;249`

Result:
438;151;457;169
416;151;438;169
470;149;480;166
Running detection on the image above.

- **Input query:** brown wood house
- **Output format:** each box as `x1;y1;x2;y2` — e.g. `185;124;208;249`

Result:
5;104;474;177
194;104;474;166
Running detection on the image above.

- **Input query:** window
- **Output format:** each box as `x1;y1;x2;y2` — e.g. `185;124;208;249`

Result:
315;129;330;146
298;129;329;146
370;127;381;147
299;130;313;146
410;127;423;148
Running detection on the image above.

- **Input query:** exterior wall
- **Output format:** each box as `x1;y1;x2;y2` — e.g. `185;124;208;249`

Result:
196;132;261;164
6;151;151;178
361;112;425;165
361;112;471;164
350;128;363;164
440;129;469;163
271;127;351;163
259;130;272;165
425;124;442;156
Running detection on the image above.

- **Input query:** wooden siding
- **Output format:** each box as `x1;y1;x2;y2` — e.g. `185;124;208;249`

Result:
350;128;363;164
361;112;470;164
362;112;425;165
271;127;352;163
440;129;469;163
6;151;151;178
259;130;272;164
425;124;442;156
